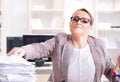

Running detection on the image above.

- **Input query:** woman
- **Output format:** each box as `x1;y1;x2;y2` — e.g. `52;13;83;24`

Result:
8;8;120;82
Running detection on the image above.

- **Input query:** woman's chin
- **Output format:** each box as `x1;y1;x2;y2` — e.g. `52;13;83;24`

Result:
74;30;83;34
72;31;85;35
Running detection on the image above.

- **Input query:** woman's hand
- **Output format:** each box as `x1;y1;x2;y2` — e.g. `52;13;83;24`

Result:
114;56;120;71
7;47;26;57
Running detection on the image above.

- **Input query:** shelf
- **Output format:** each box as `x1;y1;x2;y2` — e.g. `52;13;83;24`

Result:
97;28;120;32
32;8;63;11
31;17;64;29
97;10;120;13
30;0;64;34
31;28;63;35
31;0;54;9
97;12;120;26
32;9;63;18
96;0;120;12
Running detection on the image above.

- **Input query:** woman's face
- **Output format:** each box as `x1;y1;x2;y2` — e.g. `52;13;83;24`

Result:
69;10;92;36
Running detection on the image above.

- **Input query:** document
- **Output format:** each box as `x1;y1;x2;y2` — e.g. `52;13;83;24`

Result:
0;55;36;82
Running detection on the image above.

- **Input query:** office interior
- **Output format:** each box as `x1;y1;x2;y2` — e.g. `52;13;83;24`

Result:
0;0;120;82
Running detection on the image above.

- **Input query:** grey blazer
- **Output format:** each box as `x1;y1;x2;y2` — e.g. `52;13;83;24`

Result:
22;32;114;82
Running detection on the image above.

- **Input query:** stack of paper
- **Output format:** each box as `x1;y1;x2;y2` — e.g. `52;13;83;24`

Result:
0;55;36;82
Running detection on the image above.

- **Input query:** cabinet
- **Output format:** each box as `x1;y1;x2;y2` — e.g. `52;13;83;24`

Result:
29;0;97;35
96;0;120;63
29;0;64;35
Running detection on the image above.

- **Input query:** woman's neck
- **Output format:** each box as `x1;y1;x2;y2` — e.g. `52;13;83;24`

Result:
71;35;88;49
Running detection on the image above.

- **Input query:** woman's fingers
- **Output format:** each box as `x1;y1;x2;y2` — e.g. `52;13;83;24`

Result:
114;56;120;71
7;47;26;57
14;48;26;57
7;47;19;56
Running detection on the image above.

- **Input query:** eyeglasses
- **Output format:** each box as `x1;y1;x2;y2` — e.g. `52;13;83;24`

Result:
71;17;90;24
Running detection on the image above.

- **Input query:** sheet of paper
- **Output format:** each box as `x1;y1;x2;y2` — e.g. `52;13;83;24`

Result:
0;55;36;82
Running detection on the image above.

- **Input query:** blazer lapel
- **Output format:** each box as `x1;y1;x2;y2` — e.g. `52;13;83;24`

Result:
61;42;73;81
88;36;102;82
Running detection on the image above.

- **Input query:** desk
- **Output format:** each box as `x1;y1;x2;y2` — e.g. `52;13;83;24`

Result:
34;62;52;82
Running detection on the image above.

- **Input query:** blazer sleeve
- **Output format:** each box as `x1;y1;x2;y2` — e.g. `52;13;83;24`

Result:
21;37;56;60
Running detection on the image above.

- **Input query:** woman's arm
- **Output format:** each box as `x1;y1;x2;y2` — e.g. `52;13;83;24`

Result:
7;37;56;60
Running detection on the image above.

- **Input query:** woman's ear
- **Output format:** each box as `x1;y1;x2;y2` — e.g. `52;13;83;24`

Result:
90;25;93;30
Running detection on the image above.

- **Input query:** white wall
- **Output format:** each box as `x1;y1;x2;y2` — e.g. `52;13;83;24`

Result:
1;0;29;55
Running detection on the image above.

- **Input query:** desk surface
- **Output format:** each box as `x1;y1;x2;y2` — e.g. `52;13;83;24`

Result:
34;62;52;82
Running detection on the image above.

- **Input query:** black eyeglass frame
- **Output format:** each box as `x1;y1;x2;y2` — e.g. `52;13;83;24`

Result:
70;17;91;24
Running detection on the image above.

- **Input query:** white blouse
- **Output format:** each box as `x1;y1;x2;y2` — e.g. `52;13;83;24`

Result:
67;44;95;82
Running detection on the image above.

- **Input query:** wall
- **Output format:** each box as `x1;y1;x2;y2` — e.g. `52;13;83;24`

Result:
1;0;29;55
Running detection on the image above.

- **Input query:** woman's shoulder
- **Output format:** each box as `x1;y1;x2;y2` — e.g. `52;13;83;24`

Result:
88;35;103;41
55;32;71;43
56;32;68;37
88;35;105;47
55;32;70;39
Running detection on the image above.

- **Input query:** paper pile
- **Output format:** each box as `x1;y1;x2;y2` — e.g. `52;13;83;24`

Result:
0;55;36;82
